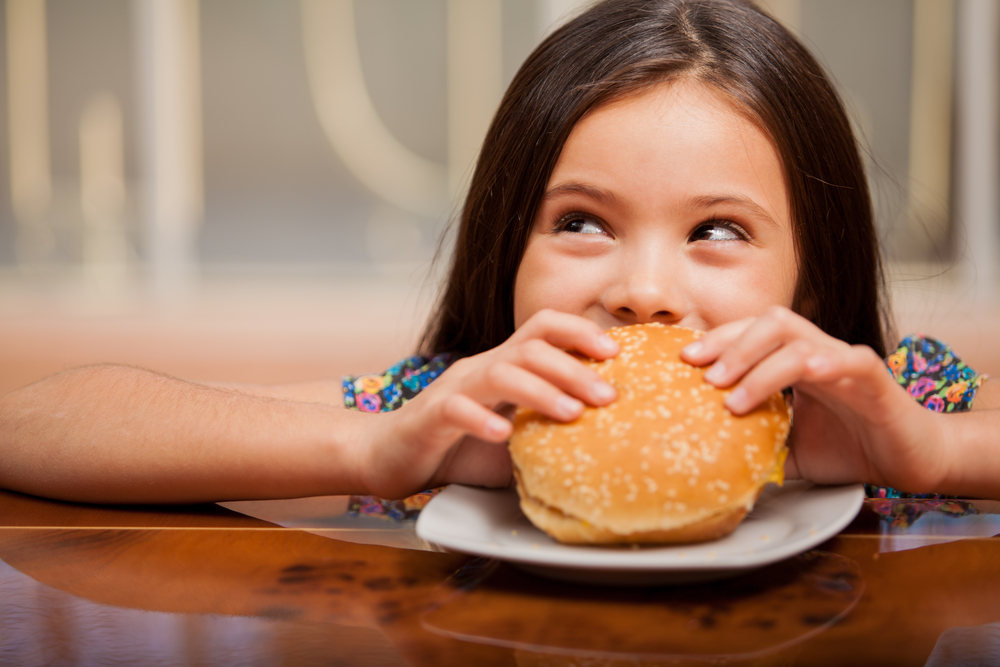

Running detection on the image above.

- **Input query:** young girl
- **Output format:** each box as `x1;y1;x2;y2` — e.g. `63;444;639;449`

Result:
1;0;997;504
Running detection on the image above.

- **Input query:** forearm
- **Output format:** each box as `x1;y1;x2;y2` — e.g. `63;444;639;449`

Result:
937;408;1000;499
0;365;372;504
203;379;345;404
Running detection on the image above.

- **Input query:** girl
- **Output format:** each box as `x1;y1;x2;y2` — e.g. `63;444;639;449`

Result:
1;0;996;504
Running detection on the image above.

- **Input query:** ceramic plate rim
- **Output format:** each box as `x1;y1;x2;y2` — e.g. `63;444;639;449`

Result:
416;481;864;573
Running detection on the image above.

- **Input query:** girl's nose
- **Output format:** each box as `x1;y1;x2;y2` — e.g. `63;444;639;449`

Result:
603;268;685;325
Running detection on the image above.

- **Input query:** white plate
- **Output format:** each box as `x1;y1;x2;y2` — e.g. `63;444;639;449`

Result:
416;481;864;585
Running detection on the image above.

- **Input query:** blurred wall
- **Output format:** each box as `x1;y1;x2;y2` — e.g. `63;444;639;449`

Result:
3;0;1000;383
0;0;983;276
0;0;545;274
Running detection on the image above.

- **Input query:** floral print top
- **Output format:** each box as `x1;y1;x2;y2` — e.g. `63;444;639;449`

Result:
886;334;984;413
342;353;451;413
867;334;986;499
342;335;986;510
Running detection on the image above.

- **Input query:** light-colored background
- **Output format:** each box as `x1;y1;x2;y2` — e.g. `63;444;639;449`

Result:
1;0;998;396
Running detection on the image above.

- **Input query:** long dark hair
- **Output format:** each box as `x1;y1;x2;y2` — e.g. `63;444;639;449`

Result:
422;0;891;358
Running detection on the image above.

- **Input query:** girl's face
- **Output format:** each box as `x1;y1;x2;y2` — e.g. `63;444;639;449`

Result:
514;79;797;332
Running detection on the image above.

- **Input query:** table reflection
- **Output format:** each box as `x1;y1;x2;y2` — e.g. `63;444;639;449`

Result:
422;551;862;665
0;559;408;667
2;491;1000;665
868;498;1000;553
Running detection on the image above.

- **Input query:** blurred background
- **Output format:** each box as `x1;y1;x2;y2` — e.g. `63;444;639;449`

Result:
0;0;998;394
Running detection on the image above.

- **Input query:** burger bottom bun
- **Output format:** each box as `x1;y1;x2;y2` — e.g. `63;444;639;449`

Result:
515;472;760;545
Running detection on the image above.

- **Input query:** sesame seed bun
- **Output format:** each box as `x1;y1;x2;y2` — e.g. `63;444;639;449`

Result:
508;323;791;545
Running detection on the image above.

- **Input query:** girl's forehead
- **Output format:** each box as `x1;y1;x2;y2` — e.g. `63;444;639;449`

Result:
547;78;790;226
574;79;767;154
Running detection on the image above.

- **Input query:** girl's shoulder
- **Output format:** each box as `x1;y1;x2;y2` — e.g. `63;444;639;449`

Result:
342;353;453;413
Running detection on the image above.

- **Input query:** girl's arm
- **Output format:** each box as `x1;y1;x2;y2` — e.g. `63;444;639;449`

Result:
683;307;1000;499
0;310;618;505
929;379;1000;497
203;379;345;404
970;376;1000;411
0;364;370;504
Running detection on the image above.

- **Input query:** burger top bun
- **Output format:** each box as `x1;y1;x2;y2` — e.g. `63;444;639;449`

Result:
508;323;791;545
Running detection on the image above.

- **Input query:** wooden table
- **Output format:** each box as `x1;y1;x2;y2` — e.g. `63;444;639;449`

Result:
2;488;999;666
4;280;1000;665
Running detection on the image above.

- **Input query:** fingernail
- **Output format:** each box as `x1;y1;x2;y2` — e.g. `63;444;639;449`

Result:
597;334;619;354
557;396;584;419
592;381;616;403
704;361;726;384
725;387;749;413
485;416;509;436
682;341;702;358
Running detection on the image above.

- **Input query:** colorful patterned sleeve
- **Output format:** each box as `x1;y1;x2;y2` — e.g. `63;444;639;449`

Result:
342;353;452;413
885;334;986;413
342;353;453;519
867;335;987;499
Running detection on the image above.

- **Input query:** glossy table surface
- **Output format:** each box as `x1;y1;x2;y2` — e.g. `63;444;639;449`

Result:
3;487;1000;666
4;284;1000;666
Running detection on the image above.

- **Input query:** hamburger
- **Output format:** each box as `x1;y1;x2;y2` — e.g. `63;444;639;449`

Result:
508;323;791;545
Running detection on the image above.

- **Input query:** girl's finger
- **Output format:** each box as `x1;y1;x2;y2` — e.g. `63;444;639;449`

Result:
438;393;513;443
721;338;819;413
504;338;617;406
465;360;587;422
514;309;619;360
680;317;755;366
799;344;902;415
701;307;828;388
724;340;888;416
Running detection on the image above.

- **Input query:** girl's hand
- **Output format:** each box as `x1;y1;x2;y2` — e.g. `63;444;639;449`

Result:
681;306;948;494
355;309;619;499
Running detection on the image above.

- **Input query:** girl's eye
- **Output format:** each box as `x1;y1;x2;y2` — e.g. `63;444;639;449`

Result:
689;221;748;243
556;213;607;235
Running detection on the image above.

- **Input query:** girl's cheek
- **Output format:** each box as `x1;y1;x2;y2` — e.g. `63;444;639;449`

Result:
512;248;540;328
690;270;789;327
514;240;601;327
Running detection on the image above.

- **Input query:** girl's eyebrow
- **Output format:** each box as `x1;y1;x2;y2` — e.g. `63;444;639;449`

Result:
541;182;626;209
542;184;783;228
688;194;782;228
